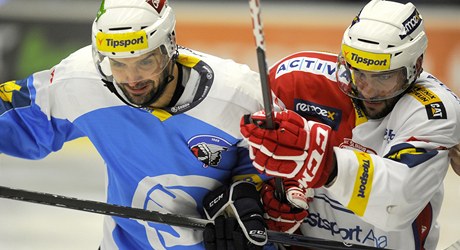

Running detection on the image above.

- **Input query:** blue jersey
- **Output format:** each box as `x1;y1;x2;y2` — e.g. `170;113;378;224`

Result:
0;46;268;249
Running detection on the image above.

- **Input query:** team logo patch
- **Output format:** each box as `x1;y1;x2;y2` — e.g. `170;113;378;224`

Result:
294;99;341;130
188;135;231;167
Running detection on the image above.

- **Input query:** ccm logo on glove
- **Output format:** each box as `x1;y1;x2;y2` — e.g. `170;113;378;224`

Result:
240;109;335;189
208;193;224;208
296;123;330;187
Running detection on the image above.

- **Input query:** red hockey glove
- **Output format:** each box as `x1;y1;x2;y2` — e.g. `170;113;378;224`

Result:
240;110;335;188
260;179;313;233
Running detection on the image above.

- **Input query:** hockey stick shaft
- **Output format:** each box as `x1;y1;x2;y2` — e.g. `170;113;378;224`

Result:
0;185;208;230
248;0;286;202
0;185;381;249
249;0;275;129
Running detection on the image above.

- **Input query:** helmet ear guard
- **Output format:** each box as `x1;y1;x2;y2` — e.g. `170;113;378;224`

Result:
337;0;428;101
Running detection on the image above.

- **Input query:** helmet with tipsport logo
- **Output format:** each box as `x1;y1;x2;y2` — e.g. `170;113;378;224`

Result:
91;0;177;83
336;0;427;102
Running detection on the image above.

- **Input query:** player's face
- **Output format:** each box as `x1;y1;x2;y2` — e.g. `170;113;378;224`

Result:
353;69;406;119
337;54;410;119
109;48;171;105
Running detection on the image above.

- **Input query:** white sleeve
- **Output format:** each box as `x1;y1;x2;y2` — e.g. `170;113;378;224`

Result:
327;146;448;231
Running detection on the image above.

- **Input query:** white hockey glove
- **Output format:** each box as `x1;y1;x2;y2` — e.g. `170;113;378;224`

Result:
202;181;267;250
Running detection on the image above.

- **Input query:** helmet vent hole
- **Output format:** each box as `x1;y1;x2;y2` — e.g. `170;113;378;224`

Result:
150;31;157;36
394;52;402;57
357;38;379;45
109;27;131;31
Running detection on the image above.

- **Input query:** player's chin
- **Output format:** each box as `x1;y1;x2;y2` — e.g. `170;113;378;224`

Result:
126;88;157;105
126;93;150;106
363;103;392;119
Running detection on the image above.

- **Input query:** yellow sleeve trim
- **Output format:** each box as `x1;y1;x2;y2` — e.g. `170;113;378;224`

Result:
347;151;374;216
0;81;21;102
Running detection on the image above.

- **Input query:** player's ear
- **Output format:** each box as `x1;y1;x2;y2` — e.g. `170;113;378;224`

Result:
415;55;424;78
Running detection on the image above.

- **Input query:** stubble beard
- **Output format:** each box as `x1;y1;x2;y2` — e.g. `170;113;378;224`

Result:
119;79;157;106
360;97;400;120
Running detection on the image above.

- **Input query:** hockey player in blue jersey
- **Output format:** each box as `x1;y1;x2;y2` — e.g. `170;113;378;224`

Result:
0;0;270;249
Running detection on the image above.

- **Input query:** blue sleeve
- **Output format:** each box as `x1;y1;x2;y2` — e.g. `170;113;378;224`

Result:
0;76;84;159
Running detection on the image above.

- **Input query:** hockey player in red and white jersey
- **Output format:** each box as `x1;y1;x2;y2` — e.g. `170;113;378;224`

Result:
240;0;460;249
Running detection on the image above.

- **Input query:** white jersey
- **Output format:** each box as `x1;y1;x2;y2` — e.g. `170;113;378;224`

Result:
269;51;460;249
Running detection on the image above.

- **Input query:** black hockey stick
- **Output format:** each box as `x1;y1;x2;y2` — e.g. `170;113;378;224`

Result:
0;185;382;250
248;0;286;202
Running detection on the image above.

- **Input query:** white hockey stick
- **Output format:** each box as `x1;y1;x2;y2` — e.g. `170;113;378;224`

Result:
248;0;287;201
0;185;382;249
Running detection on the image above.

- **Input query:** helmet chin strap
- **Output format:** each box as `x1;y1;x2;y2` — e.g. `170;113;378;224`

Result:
101;59;177;109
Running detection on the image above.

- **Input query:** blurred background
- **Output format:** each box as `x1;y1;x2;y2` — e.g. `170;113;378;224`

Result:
0;0;459;249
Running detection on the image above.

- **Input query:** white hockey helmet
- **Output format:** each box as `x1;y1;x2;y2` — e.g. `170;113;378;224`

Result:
91;0;177;82
336;0;428;101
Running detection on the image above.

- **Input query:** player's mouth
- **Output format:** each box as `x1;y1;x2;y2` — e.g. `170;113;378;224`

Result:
125;81;152;96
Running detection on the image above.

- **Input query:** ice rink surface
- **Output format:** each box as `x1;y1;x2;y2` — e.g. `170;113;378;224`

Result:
0;138;459;250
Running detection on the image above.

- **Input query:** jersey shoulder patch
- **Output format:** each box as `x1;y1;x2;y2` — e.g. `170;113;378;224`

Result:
408;84;447;120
